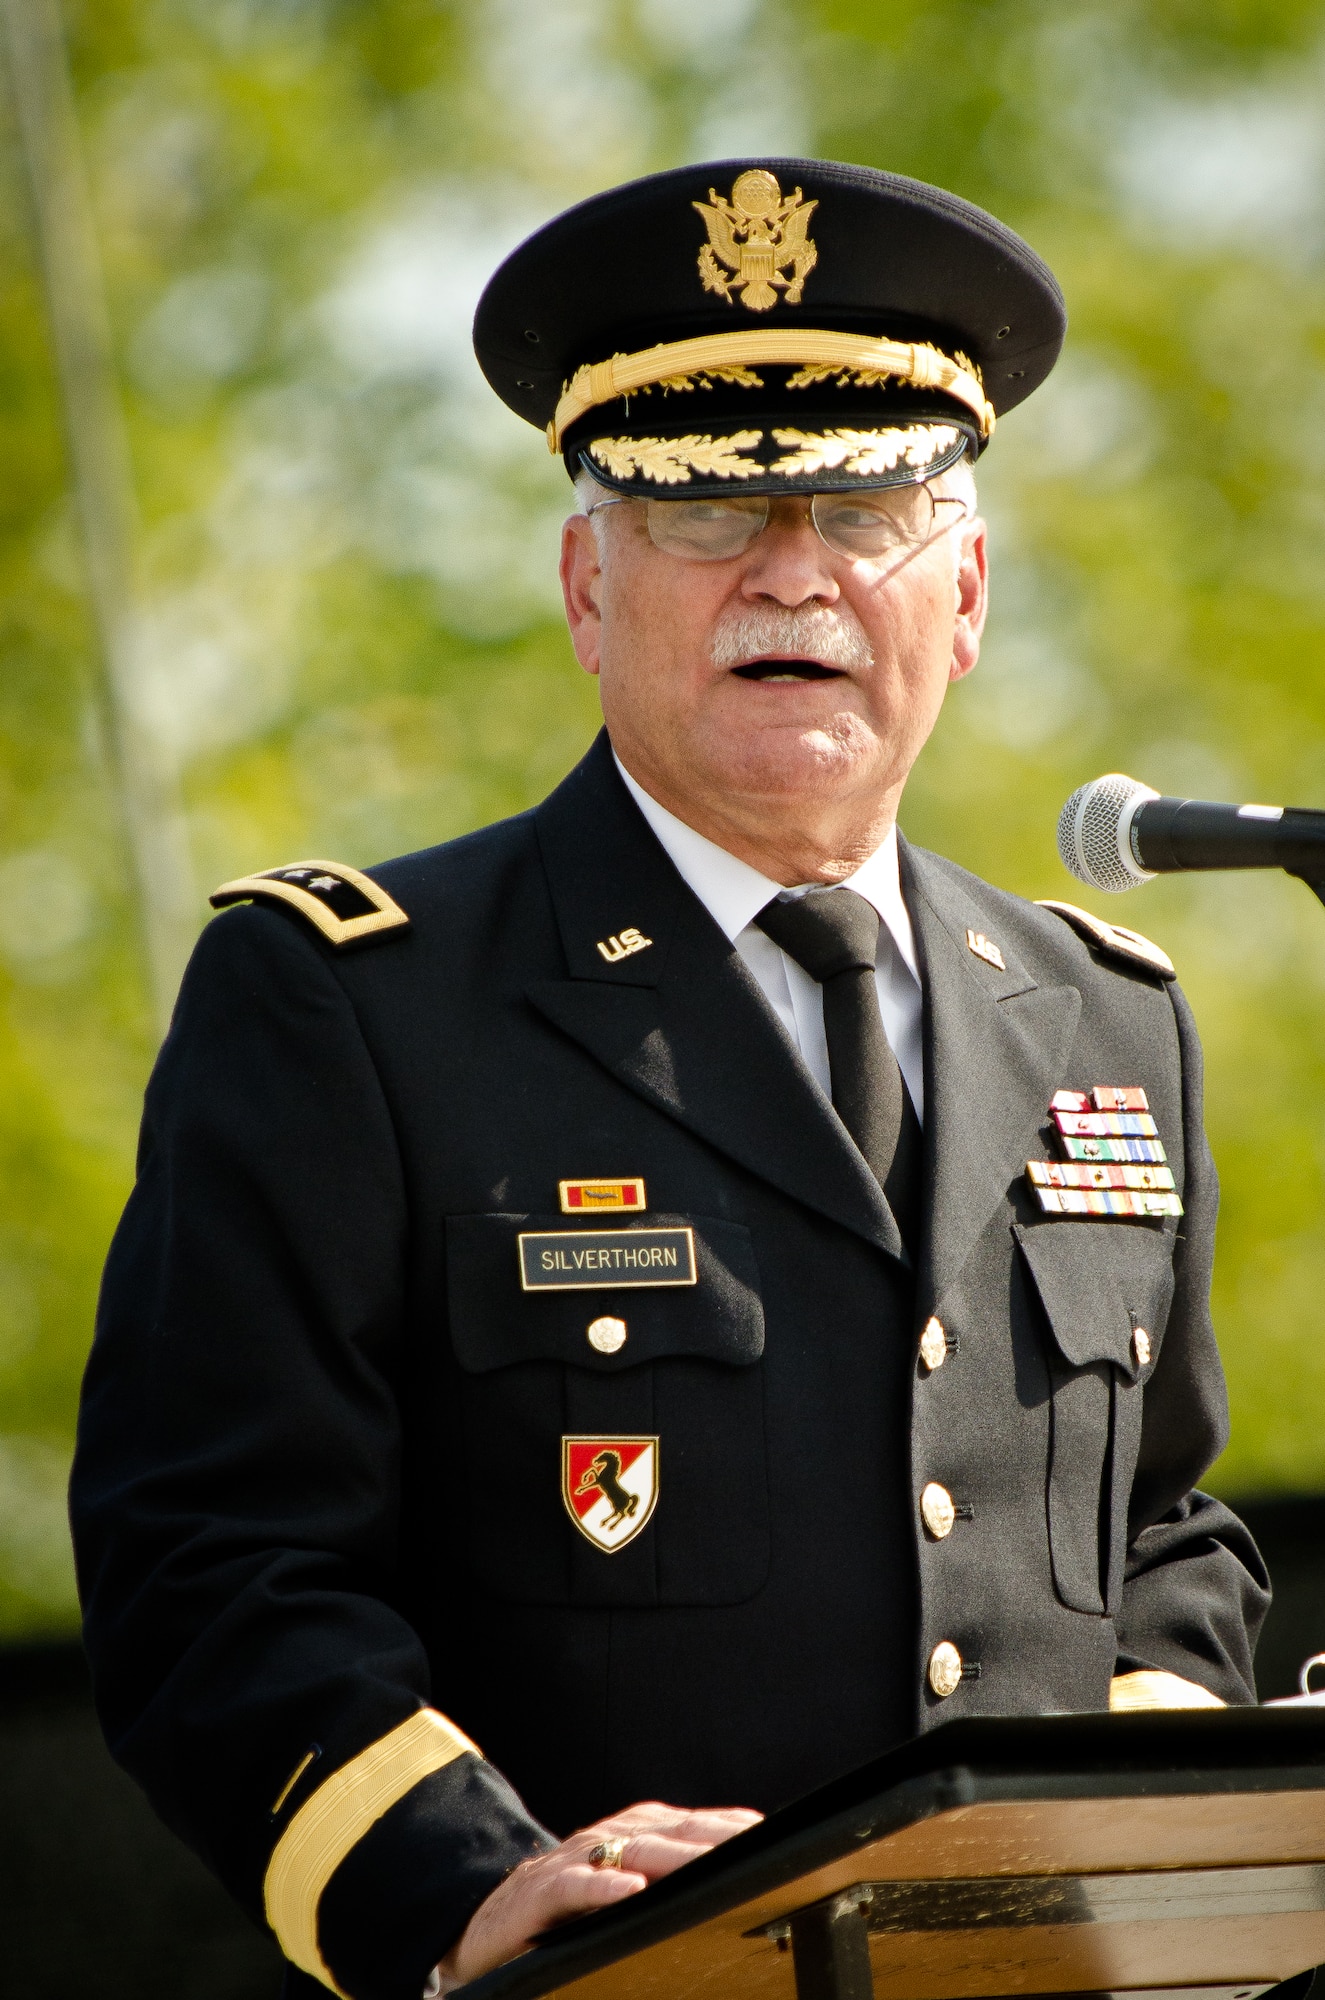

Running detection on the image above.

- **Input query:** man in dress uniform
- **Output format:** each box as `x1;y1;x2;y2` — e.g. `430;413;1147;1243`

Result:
71;160;1270;2000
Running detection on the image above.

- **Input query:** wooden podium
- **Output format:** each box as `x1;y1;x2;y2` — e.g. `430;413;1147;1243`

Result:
469;1711;1325;2000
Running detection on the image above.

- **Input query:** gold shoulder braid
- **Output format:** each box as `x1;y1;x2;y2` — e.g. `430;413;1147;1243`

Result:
209;861;409;949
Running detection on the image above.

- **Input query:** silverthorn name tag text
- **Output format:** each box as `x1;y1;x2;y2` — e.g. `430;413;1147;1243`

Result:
518;1228;697;1291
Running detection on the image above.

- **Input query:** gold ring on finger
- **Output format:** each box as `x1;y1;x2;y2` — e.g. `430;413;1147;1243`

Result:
588;1836;628;1870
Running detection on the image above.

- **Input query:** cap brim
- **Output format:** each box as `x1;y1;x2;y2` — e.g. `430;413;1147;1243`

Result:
574;415;974;499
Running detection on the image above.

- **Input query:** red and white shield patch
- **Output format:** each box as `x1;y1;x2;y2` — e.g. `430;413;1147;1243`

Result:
562;1436;659;1553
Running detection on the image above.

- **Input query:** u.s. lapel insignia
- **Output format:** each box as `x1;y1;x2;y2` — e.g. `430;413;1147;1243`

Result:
966;928;1006;971
209;860;408;949
562;1437;658;1553
596;926;652;965
1026;1087;1182;1218
694;170;818;312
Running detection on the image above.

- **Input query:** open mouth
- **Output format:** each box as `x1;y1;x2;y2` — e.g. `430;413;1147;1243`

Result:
731;658;844;682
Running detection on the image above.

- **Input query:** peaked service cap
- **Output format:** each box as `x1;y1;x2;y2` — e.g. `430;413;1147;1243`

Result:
473;157;1065;499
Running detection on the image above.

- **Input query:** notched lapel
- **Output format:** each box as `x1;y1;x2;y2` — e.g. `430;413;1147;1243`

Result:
531;738;903;1259
902;844;1081;1316
535;741;682;989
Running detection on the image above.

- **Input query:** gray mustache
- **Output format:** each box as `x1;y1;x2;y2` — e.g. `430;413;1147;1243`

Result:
710;603;875;672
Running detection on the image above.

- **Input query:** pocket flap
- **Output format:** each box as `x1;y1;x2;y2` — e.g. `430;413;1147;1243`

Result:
1014;1221;1174;1377
446;1212;764;1372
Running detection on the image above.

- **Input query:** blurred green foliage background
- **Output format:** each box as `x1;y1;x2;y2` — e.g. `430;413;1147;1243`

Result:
3;0;1325;1638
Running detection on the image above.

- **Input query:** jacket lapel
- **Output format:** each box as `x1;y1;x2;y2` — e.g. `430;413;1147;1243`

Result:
528;737;902;1260
901;841;1081;1320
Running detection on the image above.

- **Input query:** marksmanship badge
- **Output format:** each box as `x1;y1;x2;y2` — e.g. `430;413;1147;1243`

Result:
693;170;818;312
562;1437;659;1553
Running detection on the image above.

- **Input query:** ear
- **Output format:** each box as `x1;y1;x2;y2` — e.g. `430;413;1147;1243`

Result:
561;514;603;677
949;516;988;684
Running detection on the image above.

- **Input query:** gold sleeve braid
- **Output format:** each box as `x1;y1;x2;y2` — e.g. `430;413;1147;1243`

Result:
1109;1670;1226;1712
264;1709;480;1995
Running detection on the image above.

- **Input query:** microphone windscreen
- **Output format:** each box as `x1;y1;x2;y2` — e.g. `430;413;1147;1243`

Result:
1057;774;1159;892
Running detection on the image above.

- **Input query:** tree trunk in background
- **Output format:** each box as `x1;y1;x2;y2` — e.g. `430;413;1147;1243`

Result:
1;0;197;1036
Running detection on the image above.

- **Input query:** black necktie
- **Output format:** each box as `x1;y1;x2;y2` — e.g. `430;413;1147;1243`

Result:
757;888;922;1249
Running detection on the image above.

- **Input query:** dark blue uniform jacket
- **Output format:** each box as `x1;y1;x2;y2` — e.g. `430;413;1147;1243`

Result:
70;734;1269;2000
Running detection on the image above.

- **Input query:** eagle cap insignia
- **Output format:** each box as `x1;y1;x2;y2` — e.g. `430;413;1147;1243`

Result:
694;170;818;313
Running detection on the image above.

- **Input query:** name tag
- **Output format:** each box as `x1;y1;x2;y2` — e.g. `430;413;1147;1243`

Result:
518;1228;697;1292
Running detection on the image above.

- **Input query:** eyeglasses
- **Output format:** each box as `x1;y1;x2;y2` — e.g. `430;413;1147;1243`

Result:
586;482;971;566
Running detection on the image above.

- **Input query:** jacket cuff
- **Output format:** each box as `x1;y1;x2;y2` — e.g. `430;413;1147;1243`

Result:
264;1710;553;2000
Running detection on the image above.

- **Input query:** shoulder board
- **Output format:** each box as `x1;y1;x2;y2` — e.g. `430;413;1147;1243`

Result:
1035;899;1175;980
209;860;409;949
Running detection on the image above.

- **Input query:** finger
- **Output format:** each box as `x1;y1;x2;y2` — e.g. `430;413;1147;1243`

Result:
505;1861;649;1952
456;1861;647;1982
607;1833;722;1880
574;1803;762;1846
531;1862;650;1925
608;1814;762;1877
660;1806;764;1842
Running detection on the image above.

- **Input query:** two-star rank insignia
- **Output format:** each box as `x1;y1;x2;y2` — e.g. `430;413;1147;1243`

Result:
209;860;409;948
562;1436;658;1552
1026;1087;1182;1219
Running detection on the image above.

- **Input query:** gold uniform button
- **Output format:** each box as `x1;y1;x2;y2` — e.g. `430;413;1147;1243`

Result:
1132;1326;1151;1367
928;1641;963;1698
920;1482;956;1540
918;1317;947;1372
587;1316;627;1354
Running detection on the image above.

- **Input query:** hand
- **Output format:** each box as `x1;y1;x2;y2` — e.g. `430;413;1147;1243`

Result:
433;1799;762;1990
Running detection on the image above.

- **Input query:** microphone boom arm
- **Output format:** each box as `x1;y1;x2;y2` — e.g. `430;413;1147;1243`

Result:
1133;798;1325;877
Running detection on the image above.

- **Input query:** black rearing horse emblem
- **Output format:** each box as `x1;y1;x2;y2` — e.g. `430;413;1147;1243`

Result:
574;1450;638;1529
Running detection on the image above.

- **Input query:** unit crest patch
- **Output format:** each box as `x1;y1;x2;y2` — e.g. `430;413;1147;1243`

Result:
562;1437;658;1552
1036;900;1175;980
209;861;409;949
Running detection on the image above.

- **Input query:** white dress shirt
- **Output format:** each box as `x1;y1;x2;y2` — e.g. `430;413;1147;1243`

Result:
614;756;925;1121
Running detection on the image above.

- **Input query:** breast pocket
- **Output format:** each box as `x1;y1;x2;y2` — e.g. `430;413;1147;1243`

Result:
1014;1222;1174;1617
445;1212;769;1608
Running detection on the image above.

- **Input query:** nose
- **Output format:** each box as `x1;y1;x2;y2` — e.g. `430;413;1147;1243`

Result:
739;501;840;606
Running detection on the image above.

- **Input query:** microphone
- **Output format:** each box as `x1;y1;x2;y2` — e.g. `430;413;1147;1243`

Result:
1057;773;1325;893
